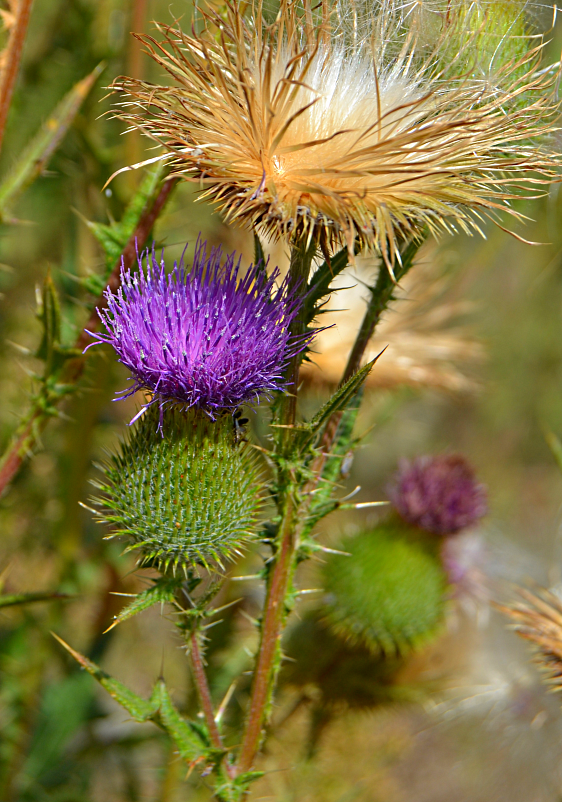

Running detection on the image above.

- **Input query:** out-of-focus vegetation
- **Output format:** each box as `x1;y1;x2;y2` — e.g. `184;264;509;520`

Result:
1;2;562;801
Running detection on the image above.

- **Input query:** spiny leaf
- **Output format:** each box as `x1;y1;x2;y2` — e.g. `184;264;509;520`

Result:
105;576;183;632
301;390;364;539
35;271;81;377
86;164;165;276
304;245;350;324
307;356;381;437
0;590;69;608
52;633;156;721
253;233;266;279
53;635;209;766
35;270;61;372
150;678;209;761
0;64;104;220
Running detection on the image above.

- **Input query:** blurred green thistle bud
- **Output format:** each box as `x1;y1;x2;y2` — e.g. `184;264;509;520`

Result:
93;406;262;572
322;522;446;656
438;1;530;83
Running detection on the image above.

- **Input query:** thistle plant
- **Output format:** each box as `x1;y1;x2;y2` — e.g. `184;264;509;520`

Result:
27;0;560;799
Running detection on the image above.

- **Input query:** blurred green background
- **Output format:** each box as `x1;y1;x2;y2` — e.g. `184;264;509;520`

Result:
1;1;562;800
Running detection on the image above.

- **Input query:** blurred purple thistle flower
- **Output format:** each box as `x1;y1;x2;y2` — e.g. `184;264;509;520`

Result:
388;454;487;536
85;239;313;417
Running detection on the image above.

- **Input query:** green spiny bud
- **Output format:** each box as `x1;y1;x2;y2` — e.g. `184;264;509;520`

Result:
93;406;262;572
322;522;446;656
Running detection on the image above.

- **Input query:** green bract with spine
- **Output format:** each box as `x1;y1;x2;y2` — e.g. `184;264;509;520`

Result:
93;406;262;571
322;522;447;656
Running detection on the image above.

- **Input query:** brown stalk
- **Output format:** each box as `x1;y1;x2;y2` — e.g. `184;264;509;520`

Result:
0;175;177;496
189;631;226;753
0;0;34;155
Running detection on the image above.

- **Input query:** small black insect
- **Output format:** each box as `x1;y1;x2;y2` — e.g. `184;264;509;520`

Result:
232;408;249;442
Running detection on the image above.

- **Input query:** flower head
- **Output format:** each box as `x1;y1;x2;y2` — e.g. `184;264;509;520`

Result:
111;1;559;265
388;454;487;535
86;239;312;415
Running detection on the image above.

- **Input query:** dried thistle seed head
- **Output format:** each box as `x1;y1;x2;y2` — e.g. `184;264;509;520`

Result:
93;406;263;571
388;454;488;535
322;523;447;655
111;1;560;265
85;239;313;416
499;588;562;692
301;249;484;393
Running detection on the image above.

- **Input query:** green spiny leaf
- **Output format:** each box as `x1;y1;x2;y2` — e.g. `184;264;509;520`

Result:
105;576;183;632
87;164;166;276
304;245;350;324
150;678;209;761
307;357;379;438
0;591;69;608
0;64;104;221
52;634;156;721
253;233;266;279
35;270;61;372
301;390;364;539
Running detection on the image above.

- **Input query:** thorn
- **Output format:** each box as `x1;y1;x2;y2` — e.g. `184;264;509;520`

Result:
230;574;262;581
215;680;237;725
339;485;361;502
239;608;260;627
317;545;351;557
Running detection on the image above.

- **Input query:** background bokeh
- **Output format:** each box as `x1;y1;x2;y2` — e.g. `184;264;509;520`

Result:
1;1;562;800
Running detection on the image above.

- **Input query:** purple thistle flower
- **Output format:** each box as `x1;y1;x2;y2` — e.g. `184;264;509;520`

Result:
388;454;487;536
85;239;313;416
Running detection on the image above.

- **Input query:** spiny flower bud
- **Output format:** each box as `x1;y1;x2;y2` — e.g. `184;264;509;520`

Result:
322;523;446;655
93;406;262;571
388;455;487;536
86;239;313;418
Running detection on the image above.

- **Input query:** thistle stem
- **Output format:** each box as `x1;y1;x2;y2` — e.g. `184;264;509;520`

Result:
236;238;315;776
0;0;34;155
317;239;421;459
0;176;177;496
189;631;224;752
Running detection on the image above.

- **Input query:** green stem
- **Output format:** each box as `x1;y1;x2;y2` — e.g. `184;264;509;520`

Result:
236;238;315;776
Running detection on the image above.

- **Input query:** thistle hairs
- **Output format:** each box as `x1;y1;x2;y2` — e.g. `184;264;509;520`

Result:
111;0;560;264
